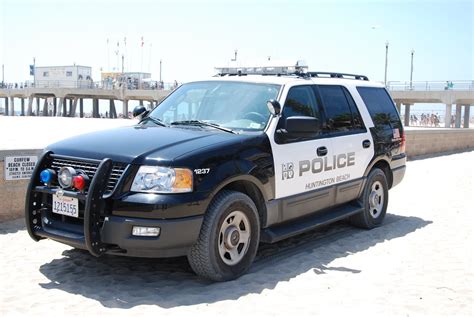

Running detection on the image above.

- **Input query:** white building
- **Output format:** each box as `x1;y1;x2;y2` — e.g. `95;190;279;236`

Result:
34;65;93;88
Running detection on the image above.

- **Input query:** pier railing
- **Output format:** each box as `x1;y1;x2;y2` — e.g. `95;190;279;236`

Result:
0;80;178;91
387;80;474;91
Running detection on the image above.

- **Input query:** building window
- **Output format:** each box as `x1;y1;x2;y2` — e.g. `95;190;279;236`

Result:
66;71;73;77
43;71;49;77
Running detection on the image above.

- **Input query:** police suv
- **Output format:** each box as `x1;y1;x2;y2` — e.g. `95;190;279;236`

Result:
26;63;406;281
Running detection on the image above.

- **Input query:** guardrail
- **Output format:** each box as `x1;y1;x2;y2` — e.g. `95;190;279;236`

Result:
387;80;474;91
0;80;178;91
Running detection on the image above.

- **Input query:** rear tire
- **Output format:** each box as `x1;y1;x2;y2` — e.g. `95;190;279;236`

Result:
187;190;260;281
350;168;388;229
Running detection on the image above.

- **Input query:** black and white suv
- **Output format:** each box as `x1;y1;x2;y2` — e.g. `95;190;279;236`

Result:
26;64;406;281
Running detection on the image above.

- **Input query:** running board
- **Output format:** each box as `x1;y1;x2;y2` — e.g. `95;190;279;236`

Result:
260;203;363;243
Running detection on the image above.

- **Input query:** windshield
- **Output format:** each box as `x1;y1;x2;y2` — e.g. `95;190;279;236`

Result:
149;81;281;132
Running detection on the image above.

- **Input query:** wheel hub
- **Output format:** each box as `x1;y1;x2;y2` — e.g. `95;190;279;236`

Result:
218;210;251;266
370;192;379;208
369;180;384;218
225;226;240;248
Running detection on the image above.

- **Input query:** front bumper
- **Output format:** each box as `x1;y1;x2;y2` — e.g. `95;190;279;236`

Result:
35;211;203;257
26;152;204;258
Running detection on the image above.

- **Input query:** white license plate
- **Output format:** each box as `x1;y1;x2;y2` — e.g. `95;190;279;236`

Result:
52;194;79;218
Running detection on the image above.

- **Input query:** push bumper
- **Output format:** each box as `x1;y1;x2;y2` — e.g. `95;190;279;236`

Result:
26;153;204;258
35;212;203;257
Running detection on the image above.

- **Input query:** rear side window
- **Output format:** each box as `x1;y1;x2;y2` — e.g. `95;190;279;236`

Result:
357;87;401;127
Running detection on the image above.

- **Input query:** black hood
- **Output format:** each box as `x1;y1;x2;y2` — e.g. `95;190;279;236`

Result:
46;125;241;164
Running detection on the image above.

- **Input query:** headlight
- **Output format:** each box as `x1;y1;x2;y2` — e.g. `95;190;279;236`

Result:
131;166;193;193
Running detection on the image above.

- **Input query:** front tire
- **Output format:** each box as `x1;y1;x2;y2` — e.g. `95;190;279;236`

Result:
350;168;389;229
188;190;260;281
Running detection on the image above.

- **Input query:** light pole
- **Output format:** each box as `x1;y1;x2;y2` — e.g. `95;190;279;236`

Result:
410;49;415;90
384;41;389;87
33;57;36;87
2;64;4;86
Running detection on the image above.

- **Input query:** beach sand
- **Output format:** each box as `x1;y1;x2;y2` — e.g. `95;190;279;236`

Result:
0;151;472;316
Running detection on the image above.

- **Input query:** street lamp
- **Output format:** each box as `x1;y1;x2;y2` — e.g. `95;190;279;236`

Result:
384;41;389;87
33;57;36;87
410;49;415;90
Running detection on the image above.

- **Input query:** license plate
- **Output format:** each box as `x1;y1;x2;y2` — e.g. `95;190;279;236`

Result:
52;194;79;218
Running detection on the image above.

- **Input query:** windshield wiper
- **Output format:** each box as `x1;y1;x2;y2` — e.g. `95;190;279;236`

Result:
170;120;235;134
140;116;168;127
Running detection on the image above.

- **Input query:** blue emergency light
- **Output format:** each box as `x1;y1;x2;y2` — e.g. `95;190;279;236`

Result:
40;169;56;185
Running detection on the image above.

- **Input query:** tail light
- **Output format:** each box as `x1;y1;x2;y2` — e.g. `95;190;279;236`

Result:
400;131;406;153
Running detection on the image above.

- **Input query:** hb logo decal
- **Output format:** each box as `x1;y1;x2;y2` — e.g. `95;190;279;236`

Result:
282;162;294;180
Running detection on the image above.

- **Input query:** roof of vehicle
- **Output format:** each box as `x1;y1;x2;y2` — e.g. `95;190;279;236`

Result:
191;74;385;88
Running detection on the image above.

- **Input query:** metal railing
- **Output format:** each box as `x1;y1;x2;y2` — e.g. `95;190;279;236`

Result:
0;80;178;90
387;80;474;91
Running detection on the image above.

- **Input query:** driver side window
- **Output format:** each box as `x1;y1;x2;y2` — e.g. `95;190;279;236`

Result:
277;85;320;128
276;85;321;143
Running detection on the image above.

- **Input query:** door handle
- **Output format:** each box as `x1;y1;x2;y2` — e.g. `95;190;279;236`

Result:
317;146;328;156
362;140;371;148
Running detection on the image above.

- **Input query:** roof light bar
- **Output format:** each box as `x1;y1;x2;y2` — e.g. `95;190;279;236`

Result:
215;60;308;76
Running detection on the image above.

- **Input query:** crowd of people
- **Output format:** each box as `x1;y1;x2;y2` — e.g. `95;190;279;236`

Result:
0;82;34;89
409;113;441;127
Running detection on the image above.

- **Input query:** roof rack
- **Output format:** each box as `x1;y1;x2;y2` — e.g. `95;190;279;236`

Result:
305;72;369;81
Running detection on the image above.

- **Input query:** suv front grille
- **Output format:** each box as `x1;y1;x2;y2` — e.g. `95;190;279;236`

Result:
50;157;127;194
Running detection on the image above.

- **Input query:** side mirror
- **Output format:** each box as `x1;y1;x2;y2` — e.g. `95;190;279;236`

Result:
266;99;281;116
285;116;320;134
132;105;149;119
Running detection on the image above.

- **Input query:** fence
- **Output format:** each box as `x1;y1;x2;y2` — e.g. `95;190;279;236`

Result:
387;80;474;91
0;80;178;91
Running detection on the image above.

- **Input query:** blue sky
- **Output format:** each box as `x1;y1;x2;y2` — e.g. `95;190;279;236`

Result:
0;0;472;84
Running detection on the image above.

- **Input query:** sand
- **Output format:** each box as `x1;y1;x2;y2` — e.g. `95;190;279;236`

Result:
0;151;472;316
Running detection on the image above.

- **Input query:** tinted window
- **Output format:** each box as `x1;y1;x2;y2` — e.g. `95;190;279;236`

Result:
318;85;353;132
357;87;401;127
343;88;364;129
282;86;319;118
276;86;321;143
